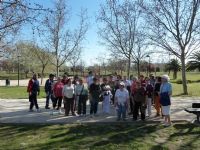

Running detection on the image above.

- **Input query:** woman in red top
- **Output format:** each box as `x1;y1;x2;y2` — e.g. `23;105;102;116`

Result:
53;77;64;110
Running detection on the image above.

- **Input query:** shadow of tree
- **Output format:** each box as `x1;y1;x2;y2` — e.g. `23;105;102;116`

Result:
0;123;199;150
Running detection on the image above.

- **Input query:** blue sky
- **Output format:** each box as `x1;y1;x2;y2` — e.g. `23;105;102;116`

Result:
19;0;106;66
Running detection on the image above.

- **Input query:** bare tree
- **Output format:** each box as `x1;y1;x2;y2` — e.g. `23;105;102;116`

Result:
97;0;145;78
30;44;50;84
69;47;82;76
141;0;200;94
0;0;47;55
132;32;153;77
42;0;88;77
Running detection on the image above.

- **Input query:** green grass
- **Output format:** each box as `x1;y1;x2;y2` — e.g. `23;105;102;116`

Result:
0;86;46;99
0;123;199;150
172;83;200;97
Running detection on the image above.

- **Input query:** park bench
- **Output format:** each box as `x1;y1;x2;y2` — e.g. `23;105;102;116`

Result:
185;103;200;123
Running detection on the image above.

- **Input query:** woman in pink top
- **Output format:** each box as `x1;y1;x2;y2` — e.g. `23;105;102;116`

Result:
53;77;64;110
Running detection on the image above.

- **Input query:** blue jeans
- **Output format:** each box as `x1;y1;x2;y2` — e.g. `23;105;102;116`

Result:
45;92;53;107
90;98;99;115
117;104;126;119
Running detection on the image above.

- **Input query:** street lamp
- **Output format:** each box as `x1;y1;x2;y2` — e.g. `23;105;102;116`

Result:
17;55;21;86
146;55;150;77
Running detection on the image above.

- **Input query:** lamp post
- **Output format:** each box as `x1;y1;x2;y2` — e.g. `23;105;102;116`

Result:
17;55;21;86
146;55;150;77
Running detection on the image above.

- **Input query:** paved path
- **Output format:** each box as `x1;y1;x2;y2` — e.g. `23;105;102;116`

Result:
0;78;47;86
0;97;199;124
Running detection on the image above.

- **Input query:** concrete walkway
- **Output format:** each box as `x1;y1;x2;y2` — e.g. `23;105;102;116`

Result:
0;97;199;124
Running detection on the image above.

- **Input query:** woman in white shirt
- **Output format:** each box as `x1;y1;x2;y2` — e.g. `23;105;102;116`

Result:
114;82;129;121
62;79;75;116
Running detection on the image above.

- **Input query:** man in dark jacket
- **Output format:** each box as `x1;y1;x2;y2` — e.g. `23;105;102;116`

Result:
89;77;101;117
44;74;54;109
27;74;40;112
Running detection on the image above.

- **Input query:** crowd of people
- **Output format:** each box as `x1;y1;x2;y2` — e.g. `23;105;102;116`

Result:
27;71;172;126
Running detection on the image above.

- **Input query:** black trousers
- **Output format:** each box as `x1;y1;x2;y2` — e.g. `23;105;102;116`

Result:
90;98;98;115
133;101;145;120
129;96;133;113
53;96;63;109
64;97;75;115
29;94;39;110
78;95;87;115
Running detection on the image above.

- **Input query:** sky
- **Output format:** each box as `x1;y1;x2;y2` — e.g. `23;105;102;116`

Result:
19;0;168;66
20;0;106;66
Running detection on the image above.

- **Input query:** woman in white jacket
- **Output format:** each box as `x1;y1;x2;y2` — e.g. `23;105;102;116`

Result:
62;79;75;116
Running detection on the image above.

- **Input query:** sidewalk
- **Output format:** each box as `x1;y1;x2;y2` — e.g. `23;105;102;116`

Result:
0;78;48;86
0;97;199;124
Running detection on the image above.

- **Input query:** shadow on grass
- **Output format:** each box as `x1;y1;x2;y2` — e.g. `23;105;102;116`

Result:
28;123;162;149
150;123;200;150
0;123;200;149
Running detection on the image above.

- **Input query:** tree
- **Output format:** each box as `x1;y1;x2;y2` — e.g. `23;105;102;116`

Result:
0;0;47;56
69;47;82;76
30;44;51;84
187;51;200;71
41;0;88;77
166;59;181;79
97;0;145;78
107;58;127;75
141;0;200;94
132;32;153;77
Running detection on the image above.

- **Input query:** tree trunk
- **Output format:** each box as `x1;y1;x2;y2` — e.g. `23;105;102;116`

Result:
136;59;140;78
173;71;175;80
41;65;45;85
127;57;131;79
181;54;188;95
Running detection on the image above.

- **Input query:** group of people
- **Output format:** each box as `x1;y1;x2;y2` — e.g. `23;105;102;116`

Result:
27;71;172;126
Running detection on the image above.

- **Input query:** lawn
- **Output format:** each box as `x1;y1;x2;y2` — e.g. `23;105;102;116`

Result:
1;83;200;99
0;86;46;99
0;71;200;99
0;123;199;150
172;83;200;96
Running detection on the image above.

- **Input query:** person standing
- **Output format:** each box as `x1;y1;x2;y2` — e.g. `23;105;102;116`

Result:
63;79;75;116
102;85;112;114
145;77;154;117
86;71;94;90
89;77;101;117
100;77;108;102
52;77;64;110
160;75;172;127
133;81;146;121
130;77;138;115
27;74;40;112
154;76;162;116
44;74;54;109
114;82;129;121
75;78;88;116
61;74;68;85
108;76;115;105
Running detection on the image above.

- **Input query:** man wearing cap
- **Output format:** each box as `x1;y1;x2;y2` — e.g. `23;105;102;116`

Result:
44;74;54;109
114;82;129;121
